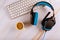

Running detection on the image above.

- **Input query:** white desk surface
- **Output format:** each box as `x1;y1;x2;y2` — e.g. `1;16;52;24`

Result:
0;0;60;40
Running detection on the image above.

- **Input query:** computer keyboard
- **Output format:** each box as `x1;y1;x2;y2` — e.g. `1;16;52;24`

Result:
7;0;41;19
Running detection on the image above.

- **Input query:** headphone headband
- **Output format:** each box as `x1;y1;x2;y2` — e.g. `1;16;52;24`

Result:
31;1;54;11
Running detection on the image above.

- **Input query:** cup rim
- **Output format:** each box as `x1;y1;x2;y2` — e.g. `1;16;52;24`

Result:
16;22;24;30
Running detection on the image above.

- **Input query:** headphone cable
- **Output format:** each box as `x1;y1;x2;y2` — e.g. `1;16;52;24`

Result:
42;31;47;40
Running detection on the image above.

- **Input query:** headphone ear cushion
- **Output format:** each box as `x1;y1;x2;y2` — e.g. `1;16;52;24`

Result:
31;12;38;25
42;18;55;31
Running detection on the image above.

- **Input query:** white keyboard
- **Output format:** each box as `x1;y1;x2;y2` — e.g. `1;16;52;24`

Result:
7;0;41;19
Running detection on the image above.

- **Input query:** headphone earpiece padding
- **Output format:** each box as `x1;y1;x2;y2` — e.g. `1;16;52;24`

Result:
42;18;55;31
31;12;38;25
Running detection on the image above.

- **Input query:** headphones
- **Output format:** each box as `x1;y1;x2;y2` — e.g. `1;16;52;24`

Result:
30;1;56;31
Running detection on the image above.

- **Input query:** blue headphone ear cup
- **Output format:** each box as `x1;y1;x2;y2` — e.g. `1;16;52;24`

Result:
33;12;38;25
